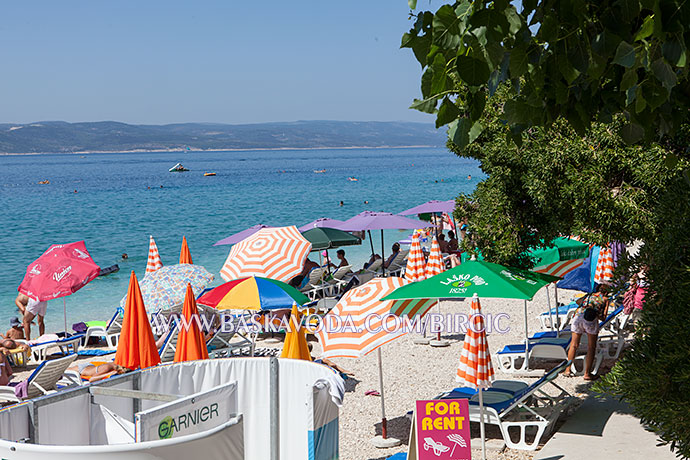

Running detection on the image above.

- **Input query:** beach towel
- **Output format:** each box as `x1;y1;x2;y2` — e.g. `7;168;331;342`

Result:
78;349;116;357
13;380;28;399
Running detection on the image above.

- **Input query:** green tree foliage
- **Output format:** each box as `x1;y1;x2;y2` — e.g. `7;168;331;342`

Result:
447;87;690;457
402;0;690;148
400;1;690;454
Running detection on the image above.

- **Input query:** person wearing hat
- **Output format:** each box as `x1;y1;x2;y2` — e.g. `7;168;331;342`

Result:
1;317;25;340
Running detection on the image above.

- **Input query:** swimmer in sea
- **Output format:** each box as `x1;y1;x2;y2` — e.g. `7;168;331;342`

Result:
339;201;344;206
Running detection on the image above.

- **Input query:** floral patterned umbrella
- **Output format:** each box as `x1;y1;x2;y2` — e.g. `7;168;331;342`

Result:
120;264;214;312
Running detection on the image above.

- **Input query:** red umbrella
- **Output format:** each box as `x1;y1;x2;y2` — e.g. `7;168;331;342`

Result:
18;241;100;301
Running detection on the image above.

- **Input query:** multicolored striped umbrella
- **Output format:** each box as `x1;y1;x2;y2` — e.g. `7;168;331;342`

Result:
120;264;214;312
317;276;436;442
456;293;494;460
179;236;193;264
425;236;444;278
146;235;163;274
220;226;312;283
593;247;615;284
404;231;426;282
197;276;310;311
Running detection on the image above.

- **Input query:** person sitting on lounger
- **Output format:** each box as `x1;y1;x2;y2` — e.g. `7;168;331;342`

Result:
1;318;25;340
70;361;129;382
328;249;350;270
363;243;401;270
447;231;459;252
563;286;610;380
289;258;320;288
438;233;451;253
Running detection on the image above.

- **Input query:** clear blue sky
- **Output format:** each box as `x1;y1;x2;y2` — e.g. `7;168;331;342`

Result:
0;1;443;125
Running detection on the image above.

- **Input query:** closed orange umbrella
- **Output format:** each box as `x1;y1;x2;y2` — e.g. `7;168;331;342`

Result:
115;271;162;370
179;236;193;264
280;303;312;361
174;283;209;362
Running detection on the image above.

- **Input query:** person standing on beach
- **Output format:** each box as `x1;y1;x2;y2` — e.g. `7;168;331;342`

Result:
15;293;46;341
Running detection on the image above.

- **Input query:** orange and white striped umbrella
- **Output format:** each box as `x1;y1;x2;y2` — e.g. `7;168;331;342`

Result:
593;247;614;285
318;277;437;358
404;231;426;282
425;235;445;278
220;225;312;283
146;235;163;273
456;294;494;387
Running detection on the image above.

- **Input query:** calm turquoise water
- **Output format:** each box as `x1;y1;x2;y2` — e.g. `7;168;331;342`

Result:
0;147;481;331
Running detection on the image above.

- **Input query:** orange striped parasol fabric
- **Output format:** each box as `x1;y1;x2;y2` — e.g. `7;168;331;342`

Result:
146;235;163;273
179;236;193;264
220;226;312;283
317;277;437;358
425;235;445;278
404;231;426;282
593;247;614;284
456;294;494;387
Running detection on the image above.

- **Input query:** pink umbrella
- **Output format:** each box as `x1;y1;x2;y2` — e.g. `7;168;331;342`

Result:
18;241;101;333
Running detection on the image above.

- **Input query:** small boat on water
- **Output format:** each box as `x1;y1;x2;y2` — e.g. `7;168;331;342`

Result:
347;177;358;182
38;180;50;185
204;172;216;176
169;163;189;172
98;264;119;277
313;169;326;173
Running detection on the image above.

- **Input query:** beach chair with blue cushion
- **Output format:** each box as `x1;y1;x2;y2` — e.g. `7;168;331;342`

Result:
82;308;124;349
22;334;84;363
157;320;180;363
436;360;574;450
496;307;625;374
537;301;579;330
0;353;78;403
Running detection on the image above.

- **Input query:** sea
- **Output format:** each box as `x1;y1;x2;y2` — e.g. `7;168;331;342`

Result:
0;147;481;332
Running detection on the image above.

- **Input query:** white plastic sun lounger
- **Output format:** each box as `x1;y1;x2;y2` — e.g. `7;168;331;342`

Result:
301;268;327;300
82;308;123;349
0;354;78;403
437;360;574;450
157;321;180;363
21;335;84;363
206;314;253;358
496;307;625;374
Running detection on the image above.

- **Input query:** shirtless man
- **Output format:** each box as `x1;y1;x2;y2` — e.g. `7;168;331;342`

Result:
15;293;47;341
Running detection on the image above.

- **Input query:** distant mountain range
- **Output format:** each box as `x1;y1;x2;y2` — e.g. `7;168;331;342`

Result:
0;120;446;154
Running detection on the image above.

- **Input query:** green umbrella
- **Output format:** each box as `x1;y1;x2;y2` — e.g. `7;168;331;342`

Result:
382;259;559;372
381;260;559;301
301;227;361;251
527;237;589;277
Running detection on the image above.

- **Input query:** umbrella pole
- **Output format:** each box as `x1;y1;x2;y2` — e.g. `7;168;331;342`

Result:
479;387;487;460
63;298;67;336
554;286;560;337
380;229;386;277
368;230;375;256
378;347;387;438
546;284;553;332
524;300;529;371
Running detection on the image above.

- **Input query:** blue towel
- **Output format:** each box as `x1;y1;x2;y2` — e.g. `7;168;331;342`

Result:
77;349;116;357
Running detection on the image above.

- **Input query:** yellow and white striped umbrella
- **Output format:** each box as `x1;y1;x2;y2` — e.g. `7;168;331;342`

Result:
425;235;444;278
146;235;163;274
220;226;312;283
318;277;437;358
404;231;426;282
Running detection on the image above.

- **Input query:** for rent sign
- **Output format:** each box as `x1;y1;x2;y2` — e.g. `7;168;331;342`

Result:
413;399;471;460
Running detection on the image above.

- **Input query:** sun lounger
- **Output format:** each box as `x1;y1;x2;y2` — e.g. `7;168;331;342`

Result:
157;320;180;363
496;307;625;374
384;250;409;276
326;265;353;295
206;314;253;358
437;360;574;450
301;268;329;300
82;308;124;349
0;353;78;403
21;334;84;363
537;301;579;330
